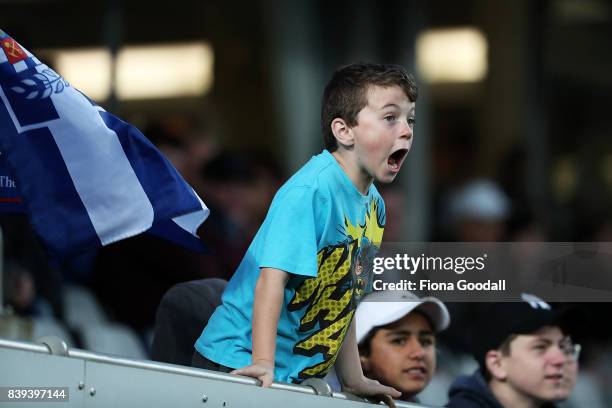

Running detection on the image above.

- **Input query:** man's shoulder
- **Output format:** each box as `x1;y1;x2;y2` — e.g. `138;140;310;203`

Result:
447;372;502;408
447;393;493;408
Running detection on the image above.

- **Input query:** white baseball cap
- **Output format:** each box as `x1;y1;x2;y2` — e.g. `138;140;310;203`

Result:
356;290;451;344
449;179;510;222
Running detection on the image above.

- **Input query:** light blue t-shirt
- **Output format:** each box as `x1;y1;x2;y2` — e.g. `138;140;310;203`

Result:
195;150;386;384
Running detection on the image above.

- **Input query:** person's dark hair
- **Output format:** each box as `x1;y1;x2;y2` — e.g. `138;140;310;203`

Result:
321;63;418;152
358;327;380;357
358;311;435;357
481;334;518;382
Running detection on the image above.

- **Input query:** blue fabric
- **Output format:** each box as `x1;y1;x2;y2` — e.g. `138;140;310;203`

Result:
196;150;386;384
0;30;209;258
0;151;26;213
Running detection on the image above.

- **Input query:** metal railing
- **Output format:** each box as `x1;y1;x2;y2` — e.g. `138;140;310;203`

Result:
0;336;436;408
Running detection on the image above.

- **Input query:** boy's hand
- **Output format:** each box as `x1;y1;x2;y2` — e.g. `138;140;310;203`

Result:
230;359;275;387
342;376;400;407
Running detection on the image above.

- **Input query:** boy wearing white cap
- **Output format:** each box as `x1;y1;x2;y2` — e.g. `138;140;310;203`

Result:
356;290;450;402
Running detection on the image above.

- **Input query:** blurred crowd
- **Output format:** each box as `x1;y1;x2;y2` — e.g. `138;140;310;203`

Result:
1;111;612;407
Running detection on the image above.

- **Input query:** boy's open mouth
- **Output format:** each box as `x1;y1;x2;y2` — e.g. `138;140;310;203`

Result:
387;148;409;172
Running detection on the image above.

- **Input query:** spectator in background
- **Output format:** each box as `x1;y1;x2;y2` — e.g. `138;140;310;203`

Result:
199;151;283;238
446;179;511;242
142;112;219;189
0;215;63;319
196;150;284;279
440;179;511;354
353;290;450;403
447;293;581;408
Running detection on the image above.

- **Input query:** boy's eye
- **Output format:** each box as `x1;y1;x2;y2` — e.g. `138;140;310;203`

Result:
390;337;407;346
408;117;416;127
384;115;396;122
420;336;435;347
533;343;548;352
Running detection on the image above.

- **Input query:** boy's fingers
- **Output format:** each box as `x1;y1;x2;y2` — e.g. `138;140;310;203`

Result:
231;366;260;377
260;374;273;388
362;381;400;398
378;384;401;398
367;393;398;408
231;366;274;388
380;395;397;408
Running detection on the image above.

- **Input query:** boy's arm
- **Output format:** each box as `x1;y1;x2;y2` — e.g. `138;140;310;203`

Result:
335;318;401;400
231;267;288;387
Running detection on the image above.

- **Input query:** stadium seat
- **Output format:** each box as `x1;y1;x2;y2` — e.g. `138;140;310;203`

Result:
32;317;75;347
150;278;227;366
79;323;147;359
63;284;108;329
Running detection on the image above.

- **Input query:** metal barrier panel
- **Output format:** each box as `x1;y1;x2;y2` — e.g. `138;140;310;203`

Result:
0;338;434;408
0;346;85;407
84;359;370;408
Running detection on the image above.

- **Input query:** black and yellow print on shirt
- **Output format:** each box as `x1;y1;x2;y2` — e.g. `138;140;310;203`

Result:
287;198;385;379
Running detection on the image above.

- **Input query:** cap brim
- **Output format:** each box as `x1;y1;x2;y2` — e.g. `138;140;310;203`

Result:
414;297;451;333
356;297;450;344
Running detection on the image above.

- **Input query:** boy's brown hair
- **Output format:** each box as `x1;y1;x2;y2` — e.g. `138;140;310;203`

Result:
321;63;418;152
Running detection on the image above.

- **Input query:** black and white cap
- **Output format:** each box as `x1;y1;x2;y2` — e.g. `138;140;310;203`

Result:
470;293;584;370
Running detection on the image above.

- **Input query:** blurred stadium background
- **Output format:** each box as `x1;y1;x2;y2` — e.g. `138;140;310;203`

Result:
1;0;611;406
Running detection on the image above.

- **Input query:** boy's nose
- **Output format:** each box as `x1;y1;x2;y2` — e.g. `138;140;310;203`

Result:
406;339;425;359
399;121;413;140
548;346;569;366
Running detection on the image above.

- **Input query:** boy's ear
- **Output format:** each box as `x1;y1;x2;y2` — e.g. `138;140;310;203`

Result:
331;118;354;148
485;350;507;381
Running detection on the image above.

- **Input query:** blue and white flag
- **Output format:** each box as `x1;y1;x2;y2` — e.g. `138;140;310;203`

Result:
0;30;209;258
0;150;25;213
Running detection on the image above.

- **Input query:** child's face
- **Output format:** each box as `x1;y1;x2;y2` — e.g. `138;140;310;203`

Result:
351;85;414;185
362;312;436;398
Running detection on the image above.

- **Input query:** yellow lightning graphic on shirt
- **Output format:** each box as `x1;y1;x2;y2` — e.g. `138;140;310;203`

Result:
344;199;384;246
289;197;385;379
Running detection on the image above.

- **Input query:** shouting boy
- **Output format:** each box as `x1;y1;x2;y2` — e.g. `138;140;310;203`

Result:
193;63;417;399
